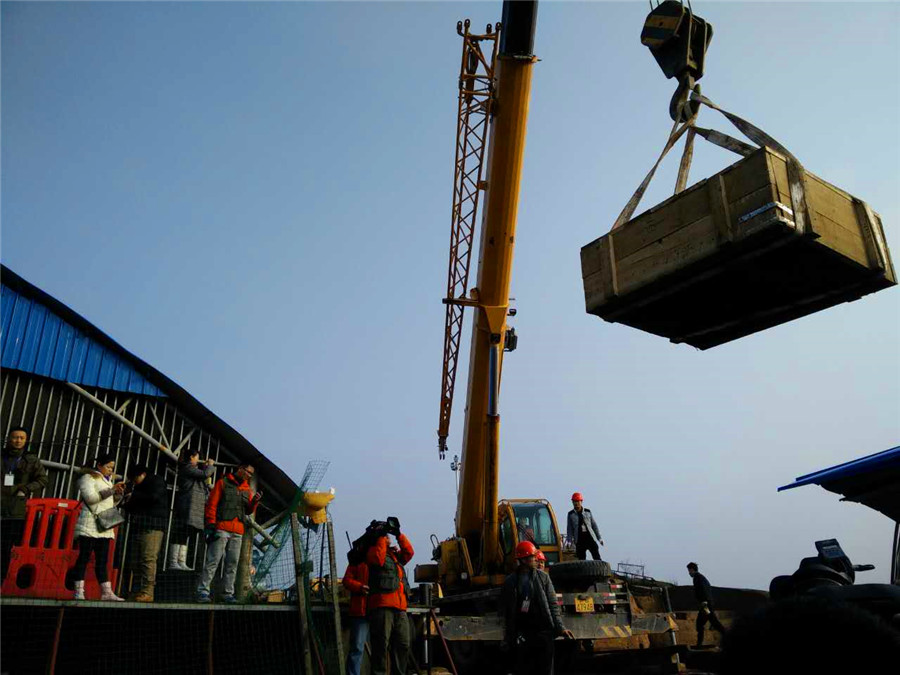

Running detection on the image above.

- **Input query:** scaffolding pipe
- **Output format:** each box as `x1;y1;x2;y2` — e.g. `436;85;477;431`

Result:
66;383;178;462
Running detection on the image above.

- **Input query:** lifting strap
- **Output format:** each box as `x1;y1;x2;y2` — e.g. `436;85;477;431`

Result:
612;89;810;236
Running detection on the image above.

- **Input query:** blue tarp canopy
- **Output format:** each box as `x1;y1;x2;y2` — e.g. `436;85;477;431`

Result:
778;446;900;522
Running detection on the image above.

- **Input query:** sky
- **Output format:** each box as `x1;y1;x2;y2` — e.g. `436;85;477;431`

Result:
2;1;898;591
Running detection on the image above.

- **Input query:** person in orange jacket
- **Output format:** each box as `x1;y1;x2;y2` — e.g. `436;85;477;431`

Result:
365;517;414;675
342;552;370;675
196;463;261;603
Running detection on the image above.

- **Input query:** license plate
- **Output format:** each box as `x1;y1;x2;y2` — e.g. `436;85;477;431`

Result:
574;596;595;613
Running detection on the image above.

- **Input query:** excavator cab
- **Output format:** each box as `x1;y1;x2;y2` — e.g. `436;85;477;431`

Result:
498;499;564;572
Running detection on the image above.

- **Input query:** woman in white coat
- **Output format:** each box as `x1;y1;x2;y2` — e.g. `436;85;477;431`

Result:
72;453;125;601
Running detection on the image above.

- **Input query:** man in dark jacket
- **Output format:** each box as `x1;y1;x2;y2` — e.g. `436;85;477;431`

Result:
566;491;604;561
687;561;727;647
1;427;48;580
122;464;168;602
501;541;573;674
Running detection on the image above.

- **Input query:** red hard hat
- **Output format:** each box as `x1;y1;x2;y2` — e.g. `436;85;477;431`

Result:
571;492;583;502
515;540;538;559
535;549;546;562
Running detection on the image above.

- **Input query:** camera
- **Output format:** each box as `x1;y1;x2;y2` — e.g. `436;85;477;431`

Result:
366;516;401;537
769;539;900;625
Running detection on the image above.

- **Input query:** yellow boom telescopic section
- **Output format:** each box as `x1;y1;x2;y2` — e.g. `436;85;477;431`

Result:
454;0;538;576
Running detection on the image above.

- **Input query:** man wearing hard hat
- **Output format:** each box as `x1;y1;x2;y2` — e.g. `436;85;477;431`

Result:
501;540;573;674
566;492;604;561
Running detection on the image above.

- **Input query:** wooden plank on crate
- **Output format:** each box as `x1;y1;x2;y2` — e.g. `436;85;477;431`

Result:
706;174;733;243
853;200;893;276
581;236;617;309
806;175;862;233
769;153;792;206
731;185;786;238
612;184;709;262
721;148;771;204
616;215;719;295
812;213;869;267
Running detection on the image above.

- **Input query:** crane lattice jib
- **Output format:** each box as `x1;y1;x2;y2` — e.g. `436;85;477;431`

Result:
438;20;500;460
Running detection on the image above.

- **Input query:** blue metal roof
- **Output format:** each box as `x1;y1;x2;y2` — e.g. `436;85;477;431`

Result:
778;446;900;492
778;445;900;522
1;273;164;397
0;264;299;504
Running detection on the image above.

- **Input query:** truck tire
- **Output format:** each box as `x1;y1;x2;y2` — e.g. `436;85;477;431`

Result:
549;560;612;589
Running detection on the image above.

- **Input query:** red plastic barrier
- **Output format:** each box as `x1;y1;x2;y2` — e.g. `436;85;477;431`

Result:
1;498;119;600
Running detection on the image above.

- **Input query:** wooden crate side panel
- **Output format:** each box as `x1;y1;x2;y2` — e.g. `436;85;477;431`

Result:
804;173;869;267
581;236;617;311
729;185;785;239
611;181;711;262
768;153;794;209
721;149;772;207
615;215;720;295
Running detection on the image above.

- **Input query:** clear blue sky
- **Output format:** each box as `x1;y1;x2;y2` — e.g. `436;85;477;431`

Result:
3;1;898;589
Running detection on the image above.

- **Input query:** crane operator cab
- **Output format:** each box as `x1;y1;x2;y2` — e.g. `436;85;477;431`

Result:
499;499;563;571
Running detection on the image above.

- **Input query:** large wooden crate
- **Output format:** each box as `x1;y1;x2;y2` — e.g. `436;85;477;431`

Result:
581;147;896;349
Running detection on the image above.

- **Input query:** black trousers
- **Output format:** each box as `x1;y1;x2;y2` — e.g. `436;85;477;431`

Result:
513;630;555;675
576;535;600;561
695;607;726;645
1;518;25;582
73;536;111;583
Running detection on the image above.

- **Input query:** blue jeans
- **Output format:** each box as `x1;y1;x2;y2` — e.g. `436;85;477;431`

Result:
346;616;369;675
197;530;242;596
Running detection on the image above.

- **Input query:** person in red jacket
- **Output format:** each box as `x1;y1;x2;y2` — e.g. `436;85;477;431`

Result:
196;463;261;603
342;552;370;675
365;517;414;675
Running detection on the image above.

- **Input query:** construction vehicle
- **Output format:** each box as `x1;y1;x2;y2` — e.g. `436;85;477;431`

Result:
414;1;680;668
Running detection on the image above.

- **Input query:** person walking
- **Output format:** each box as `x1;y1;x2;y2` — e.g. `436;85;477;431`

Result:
501;540;573;675
687;562;727;647
169;450;215;571
196;462;261;604
365;518;414;675
72;454;125;601
1;426;48;581
342;548;370;675
566;492;604;561
121;464;168;602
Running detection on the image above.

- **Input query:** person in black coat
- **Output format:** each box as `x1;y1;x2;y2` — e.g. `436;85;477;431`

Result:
501;541;573;674
687;561;727;647
122;465;168;602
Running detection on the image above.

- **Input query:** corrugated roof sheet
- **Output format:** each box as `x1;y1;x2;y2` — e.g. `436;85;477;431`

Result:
778;446;900;521
1;283;164;396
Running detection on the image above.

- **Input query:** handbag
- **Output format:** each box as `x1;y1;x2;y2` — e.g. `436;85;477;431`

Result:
94;506;125;531
82;482;125;531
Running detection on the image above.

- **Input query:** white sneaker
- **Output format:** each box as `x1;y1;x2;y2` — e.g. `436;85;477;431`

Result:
73;580;85;601
100;581;125;602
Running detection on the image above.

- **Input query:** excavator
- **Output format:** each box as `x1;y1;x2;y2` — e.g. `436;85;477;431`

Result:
413;1;686;668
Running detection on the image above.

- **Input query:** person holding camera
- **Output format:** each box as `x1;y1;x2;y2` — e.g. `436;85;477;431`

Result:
120;464;168;602
365;516;414;675
196;462;261;604
501;540;573;675
169;449;215;571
